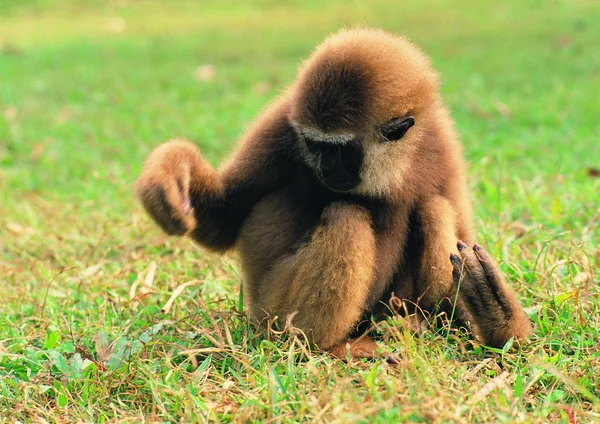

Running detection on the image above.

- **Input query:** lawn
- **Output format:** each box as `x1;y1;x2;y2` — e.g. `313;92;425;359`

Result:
1;0;599;422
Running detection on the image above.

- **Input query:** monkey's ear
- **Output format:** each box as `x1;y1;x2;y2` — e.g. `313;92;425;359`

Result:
381;116;415;142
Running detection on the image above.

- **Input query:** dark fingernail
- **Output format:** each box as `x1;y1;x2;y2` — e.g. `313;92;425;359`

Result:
457;240;467;250
385;354;401;365
450;253;459;261
473;244;481;252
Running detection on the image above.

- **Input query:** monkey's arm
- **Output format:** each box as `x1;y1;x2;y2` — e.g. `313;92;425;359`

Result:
450;243;532;347
417;195;531;347
253;202;380;358
135;98;294;252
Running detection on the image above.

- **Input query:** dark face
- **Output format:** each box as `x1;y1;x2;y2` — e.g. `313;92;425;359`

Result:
303;135;363;192
295;115;415;192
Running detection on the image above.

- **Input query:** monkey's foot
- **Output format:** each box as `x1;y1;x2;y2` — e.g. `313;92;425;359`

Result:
327;337;400;365
449;241;532;348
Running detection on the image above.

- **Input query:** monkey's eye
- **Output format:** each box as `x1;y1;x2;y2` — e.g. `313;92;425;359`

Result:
380;116;415;142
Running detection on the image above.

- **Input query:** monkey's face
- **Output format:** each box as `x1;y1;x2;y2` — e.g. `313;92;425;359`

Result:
294;126;362;191
290;28;440;197
292;116;416;193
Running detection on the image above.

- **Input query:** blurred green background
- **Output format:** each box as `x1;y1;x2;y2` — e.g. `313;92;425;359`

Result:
1;1;599;422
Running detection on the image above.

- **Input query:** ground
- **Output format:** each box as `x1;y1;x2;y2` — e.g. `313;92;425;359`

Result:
1;0;599;422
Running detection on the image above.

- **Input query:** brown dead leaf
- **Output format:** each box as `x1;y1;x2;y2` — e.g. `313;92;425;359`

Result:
161;279;202;313
493;100;511;118
76;344;108;372
509;221;527;238
0;43;22;56
4;107;17;122
94;332;112;367
573;272;591;286
195;64;217;82
587;167;600;178
129;261;157;300
466;101;493;120
556;36;572;49
6;222;24;234
253;81;272;95
130;291;154;303
54;107;72;125
142;261;156;291
471;371;511;403
81;263;103;278
30;143;45;161
106;17;127;33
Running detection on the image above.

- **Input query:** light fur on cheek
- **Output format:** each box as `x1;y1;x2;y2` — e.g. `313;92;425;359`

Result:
355;134;420;197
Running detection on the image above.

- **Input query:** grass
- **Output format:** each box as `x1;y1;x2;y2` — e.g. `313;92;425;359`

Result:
1;0;599;421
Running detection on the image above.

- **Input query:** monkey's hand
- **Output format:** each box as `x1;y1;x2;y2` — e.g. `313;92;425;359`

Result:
449;241;532;348
135;139;221;236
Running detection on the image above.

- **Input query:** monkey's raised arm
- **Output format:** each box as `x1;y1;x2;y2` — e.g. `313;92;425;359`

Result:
135;97;295;252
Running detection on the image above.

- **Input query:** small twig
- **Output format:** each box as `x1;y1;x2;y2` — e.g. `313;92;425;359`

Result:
40;267;74;321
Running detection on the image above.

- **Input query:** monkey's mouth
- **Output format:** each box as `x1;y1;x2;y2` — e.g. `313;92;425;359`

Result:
318;171;361;192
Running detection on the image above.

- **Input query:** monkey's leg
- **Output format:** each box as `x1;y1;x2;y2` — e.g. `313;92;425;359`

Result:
450;242;532;347
255;202;379;357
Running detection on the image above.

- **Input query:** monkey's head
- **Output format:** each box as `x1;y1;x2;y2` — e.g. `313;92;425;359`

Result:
290;28;443;197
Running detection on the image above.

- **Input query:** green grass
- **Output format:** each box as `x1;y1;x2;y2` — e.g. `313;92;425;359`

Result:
1;0;599;421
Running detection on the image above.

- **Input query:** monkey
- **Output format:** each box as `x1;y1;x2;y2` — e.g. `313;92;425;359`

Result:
135;28;532;361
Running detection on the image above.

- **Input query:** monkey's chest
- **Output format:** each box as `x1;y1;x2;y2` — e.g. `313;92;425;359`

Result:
237;183;407;288
237;187;321;281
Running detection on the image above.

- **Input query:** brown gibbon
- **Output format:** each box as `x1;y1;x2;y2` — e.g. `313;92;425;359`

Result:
135;28;532;361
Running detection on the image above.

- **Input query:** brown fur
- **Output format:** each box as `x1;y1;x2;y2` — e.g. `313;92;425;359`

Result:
136;28;531;358
246;202;375;349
